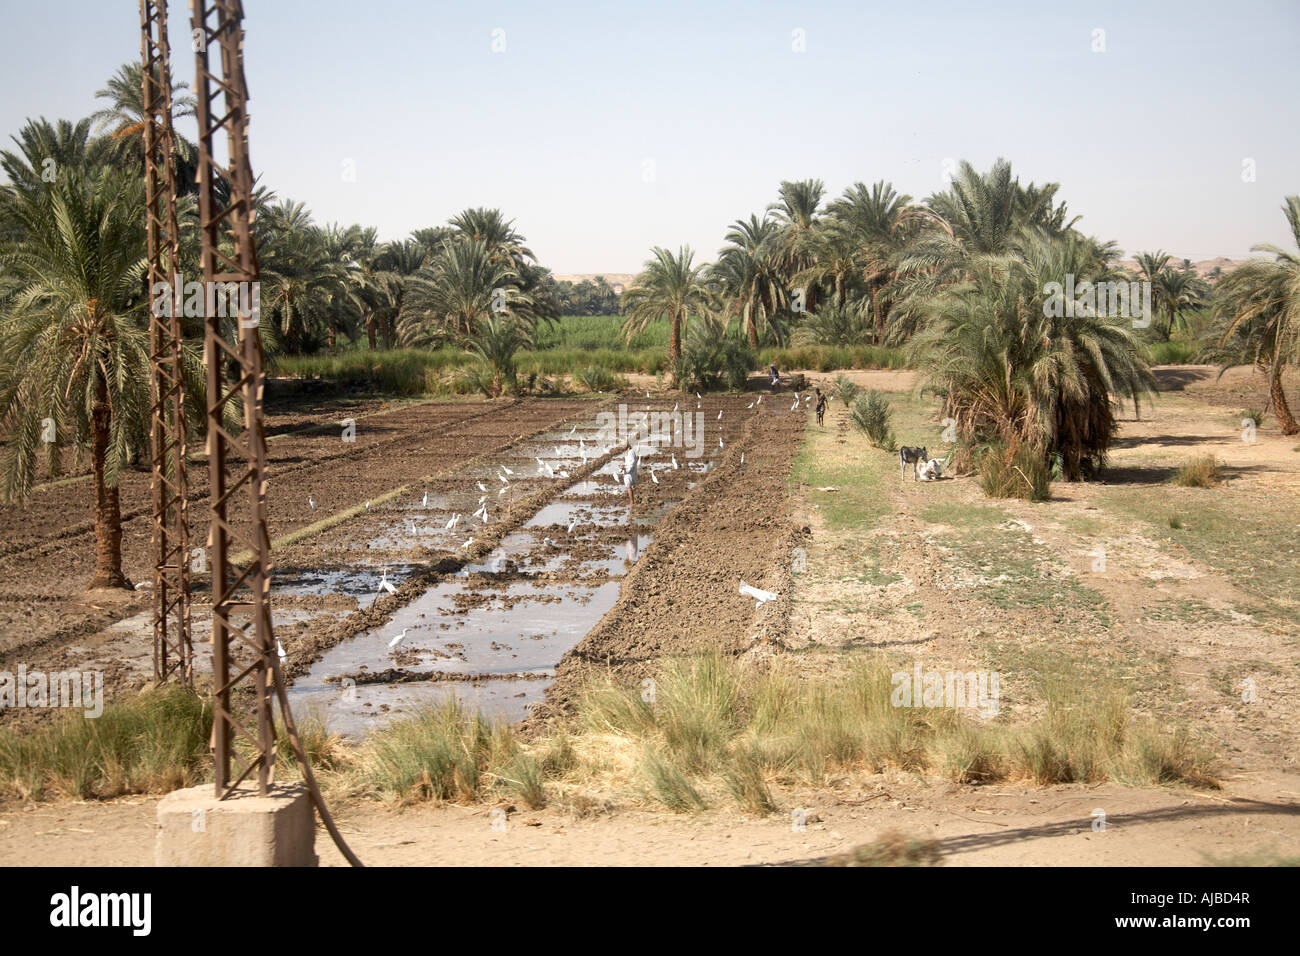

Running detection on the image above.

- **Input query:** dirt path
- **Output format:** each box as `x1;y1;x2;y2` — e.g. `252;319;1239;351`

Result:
4;769;1294;866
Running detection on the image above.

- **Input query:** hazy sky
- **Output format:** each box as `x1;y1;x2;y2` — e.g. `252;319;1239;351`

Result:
3;0;1298;273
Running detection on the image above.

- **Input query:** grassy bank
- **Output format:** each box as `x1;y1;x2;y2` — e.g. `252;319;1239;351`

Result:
1;653;1217;810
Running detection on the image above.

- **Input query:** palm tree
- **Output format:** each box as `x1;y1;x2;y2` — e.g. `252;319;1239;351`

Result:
464;313;534;397
714;215;786;348
622;246;716;381
767;179;825;300
91;62;198;192
0;169;196;589
795;219;860;312
1154;267;1208;340
0;118;109;205
911;229;1155;480
1132;250;1172;333
1212;196;1300;435
892;159;1079;344
398;239;529;345
826;180;912;341
258;204;346;354
447;207;535;273
369;238;427;349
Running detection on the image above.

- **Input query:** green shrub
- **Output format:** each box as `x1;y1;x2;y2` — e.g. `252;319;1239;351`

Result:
721;339;757;390
850;390;897;450
976;441;1052;501
833;373;861;405
574;364;623;393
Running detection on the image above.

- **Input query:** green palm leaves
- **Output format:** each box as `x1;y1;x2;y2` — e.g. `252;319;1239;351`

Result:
621;246;718;379
1212;196;1300;434
911;230;1155;479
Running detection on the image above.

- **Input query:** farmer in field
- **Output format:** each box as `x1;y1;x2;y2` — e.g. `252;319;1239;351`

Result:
769;362;780;388
622;440;639;507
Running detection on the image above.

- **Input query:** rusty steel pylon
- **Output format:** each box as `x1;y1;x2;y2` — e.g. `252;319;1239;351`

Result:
190;0;360;864
142;0;193;686
192;0;273;797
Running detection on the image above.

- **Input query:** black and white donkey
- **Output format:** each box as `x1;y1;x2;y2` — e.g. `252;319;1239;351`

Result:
899;445;927;483
901;445;947;482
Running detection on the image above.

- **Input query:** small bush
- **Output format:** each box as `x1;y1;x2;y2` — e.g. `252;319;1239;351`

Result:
833;373;861;405
721;745;777;814
355;698;501;804
675;328;754;393
976;441;1052;501
494;751;548;809
1241;407;1268;429
721;340;757;391
456;361;497;399
1146;340;1201;365
849;390;897;450
574;364;622;393
1172;455;1221;488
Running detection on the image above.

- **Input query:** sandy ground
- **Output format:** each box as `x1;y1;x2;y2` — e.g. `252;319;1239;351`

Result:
3;770;1293;866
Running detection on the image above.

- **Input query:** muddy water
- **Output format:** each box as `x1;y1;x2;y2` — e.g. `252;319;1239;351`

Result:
286;418;716;736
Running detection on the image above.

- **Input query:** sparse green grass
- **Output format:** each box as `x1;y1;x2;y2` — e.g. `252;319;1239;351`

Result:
1204;849;1300;866
1100;484;1300;622
0;686;211;802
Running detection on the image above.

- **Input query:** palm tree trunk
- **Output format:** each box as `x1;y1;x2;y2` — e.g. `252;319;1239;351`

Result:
745;301;758;349
90;376;130;590
366;314;377;350
871;284;884;343
669;311;683;383
1270;366;1299;435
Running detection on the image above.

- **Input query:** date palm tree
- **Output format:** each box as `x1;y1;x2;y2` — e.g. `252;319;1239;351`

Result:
368;238;427;349
826;180;911;341
1212;196;1300;435
398;239;532;346
911;229;1155;480
768;179;825;300
0;168;199;589
1154;267;1208;340
714;215;786;348
258;202;346;354
91;62;198;193
621;245;716;381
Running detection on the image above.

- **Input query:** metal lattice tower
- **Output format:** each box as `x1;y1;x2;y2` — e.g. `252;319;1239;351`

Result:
188;1;361;863
191;0;276;796
142;0;193;685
